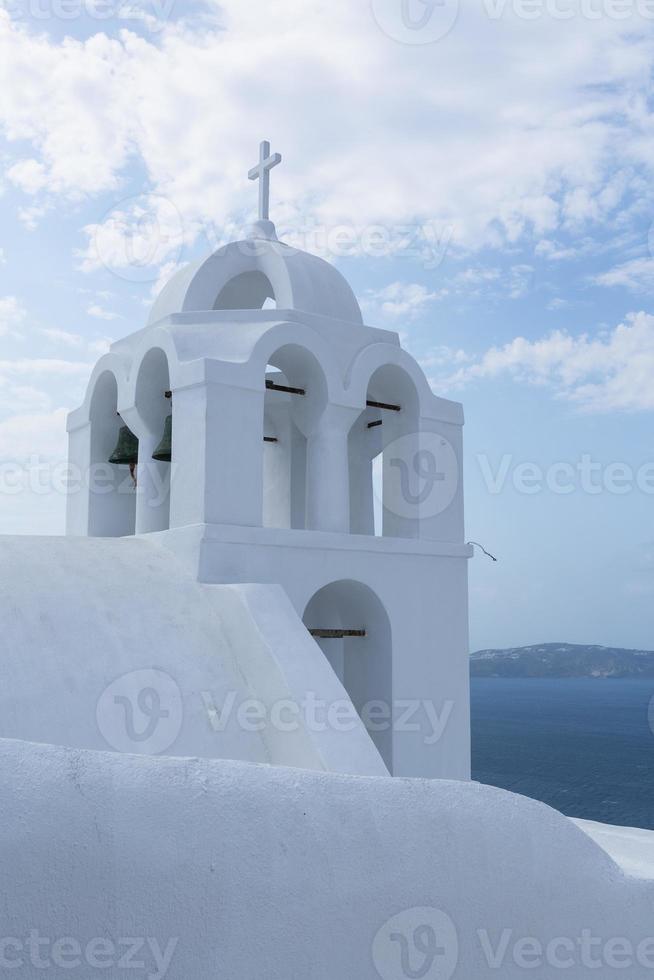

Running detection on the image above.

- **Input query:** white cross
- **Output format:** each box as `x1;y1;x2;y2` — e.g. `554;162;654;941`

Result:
248;140;282;222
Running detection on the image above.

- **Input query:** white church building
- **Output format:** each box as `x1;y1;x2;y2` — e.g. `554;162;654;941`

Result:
65;141;471;781
1;145;653;979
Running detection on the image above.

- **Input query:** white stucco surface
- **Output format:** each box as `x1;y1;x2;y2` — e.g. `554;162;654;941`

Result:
574;818;654;880
2;738;654;979
147;236;365;327
0;534;386;776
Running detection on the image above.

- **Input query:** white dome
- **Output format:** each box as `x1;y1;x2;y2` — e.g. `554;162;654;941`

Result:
149;223;363;326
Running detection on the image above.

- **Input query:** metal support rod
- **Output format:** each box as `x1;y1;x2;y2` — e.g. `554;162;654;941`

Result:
366;399;401;412
266;380;306;396
309;629;367;639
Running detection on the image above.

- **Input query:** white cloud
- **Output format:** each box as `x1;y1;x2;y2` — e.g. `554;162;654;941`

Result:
454;267;501;287
0;357;91;376
507;264;534;299
7;158;48;195
0;384;51;417
78;194;185;276
0;407;68;461
362;281;443;321
0;295;26;336
88;338;112;356
40;327;84;347
0;4;652;267
16;204;48;230
39;328;112;358
436;311;654;414
536;239;579;261
0;357;93;460
362;263;537;323
87;303;120;320
547;297;570;311
592;258;654;292
0;248;6;265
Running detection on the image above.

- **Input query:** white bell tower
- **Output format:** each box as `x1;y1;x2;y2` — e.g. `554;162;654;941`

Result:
66;144;472;779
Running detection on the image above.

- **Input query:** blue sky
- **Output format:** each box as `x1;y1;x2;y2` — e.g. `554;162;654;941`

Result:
1;0;654;650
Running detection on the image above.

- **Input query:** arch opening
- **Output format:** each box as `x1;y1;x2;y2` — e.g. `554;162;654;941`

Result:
261;344;328;531
303;580;393;771
213;271;276;311
88;371;136;538
349;364;421;539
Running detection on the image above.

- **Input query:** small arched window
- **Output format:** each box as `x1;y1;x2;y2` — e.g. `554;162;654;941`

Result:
213;271;276;311
303;580;393;771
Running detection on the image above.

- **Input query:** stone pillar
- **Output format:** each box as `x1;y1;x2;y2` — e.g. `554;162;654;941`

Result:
170;382;264;529
135;431;170;534
305;405;359;534
348;415;383;536
66;420;91;536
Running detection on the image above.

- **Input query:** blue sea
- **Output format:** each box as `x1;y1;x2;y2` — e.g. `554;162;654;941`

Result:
471;678;654;830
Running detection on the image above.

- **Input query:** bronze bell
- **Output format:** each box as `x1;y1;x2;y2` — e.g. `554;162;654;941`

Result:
108;424;139;467
152;414;172;462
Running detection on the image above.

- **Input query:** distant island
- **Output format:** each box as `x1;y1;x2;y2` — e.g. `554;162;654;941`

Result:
471;643;654;678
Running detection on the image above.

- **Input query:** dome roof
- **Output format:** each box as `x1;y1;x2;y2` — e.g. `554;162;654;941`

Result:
149;222;363;326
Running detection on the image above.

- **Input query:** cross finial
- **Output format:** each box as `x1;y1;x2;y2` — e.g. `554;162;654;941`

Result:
248;140;282;222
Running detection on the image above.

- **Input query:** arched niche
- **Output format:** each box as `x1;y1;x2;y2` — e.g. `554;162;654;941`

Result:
303;580;393;771
88;371;136;537
134;347;172;533
262;344;328;531
349;363;421;538
214;271;277;311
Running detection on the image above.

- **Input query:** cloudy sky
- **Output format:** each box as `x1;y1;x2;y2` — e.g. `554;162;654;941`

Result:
1;0;654;649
